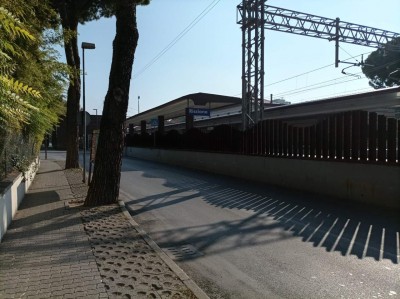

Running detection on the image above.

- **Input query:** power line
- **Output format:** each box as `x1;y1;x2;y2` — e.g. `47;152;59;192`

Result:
232;51;374;97
268;51;372;88
274;75;358;97
290;87;374;103
277;77;362;97
339;45;360;64
274;58;400;97
133;0;222;79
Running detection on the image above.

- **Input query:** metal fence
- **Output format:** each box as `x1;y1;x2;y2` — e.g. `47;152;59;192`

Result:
0;131;37;180
126;109;399;165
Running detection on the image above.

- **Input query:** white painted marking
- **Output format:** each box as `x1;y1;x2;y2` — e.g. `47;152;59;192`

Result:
317;217;339;247
331;218;350;252
362;225;373;258
396;231;399;264
300;209;313;221
379;228;385;261
306;220;325;242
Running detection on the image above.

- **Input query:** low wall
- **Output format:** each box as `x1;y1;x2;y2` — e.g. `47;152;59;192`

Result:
0;158;39;241
125;147;400;210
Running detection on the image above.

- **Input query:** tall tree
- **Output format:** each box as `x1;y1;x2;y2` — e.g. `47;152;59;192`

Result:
51;0;113;169
52;0;89;168
362;37;400;89
85;0;149;206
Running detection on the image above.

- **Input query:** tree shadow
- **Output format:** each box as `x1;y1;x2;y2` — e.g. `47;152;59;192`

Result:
123;158;400;264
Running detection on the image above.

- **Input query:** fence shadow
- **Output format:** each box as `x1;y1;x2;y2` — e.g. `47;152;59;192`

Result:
201;185;399;264
124;159;399;264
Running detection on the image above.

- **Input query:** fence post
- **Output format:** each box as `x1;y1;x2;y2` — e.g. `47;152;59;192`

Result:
359;111;368;161
293;127;298;157
283;122;288;157
274;120;279;156
368;112;377;162
304;127;310;158
269;120;274;156
298;127;304;158
265;120;270;156
352;111;360;161
288;125;293;157
343;112;351;160
336;113;343;160
329;115;336;159
278;121;283;156
378;115;387;162
387;118;397;163
316;123;322;159
322;118;329;159
310;125;316;158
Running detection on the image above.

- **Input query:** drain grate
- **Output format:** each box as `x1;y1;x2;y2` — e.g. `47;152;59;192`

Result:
162;244;203;261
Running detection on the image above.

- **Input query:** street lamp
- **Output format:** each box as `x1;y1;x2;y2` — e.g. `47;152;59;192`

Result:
93;108;98;128
82;42;95;183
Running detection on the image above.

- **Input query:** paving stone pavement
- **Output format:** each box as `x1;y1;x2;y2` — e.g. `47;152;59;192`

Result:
0;160;107;299
0;159;202;299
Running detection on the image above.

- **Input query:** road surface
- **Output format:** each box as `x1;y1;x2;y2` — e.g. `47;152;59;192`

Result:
120;156;399;299
43;151;400;298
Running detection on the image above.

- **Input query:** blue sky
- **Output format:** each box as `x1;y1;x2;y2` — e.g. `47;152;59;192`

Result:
74;0;400;117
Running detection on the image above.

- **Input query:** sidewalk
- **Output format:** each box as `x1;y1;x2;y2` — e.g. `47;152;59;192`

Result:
0;159;207;298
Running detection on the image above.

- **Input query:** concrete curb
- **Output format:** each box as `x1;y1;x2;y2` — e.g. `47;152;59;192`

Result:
117;199;210;299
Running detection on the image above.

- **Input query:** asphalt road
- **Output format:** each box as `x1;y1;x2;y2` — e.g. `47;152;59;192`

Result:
42;151;399;298
119;157;399;299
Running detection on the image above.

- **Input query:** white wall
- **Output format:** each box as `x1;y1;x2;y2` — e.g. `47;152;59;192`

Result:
126;147;400;210
0;158;39;241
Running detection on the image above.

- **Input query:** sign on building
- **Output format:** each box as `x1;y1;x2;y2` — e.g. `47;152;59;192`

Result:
187;108;210;116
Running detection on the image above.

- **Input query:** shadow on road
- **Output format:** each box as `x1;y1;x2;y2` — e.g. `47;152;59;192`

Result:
123;158;400;264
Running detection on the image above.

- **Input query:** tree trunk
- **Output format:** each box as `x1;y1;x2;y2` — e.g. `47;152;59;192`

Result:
56;1;81;169
84;1;138;206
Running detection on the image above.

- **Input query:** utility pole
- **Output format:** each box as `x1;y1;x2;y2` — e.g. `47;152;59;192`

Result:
81;42;96;183
237;0;400;131
93;108;98;129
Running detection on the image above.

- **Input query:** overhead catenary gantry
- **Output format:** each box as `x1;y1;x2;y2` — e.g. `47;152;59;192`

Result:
237;0;400;130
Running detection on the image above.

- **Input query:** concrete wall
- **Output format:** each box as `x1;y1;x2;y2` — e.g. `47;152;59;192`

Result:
0;158;39;241
125;147;400;210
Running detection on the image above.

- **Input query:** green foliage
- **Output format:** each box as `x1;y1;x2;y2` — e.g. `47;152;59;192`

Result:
362;37;400;89
0;2;66;175
0;7;35;41
78;0;150;24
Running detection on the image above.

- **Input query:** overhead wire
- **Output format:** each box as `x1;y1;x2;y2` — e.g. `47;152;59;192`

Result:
275;57;400;98
293;87;375;103
339;45;360;64
232;50;374;97
133;0;222;80
268;50;373;88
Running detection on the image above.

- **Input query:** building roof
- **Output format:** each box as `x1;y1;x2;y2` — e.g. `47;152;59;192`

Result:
125;87;400;130
126;92;241;125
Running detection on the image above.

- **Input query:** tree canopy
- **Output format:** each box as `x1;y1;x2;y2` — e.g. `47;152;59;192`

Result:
362;37;400;89
0;2;66;143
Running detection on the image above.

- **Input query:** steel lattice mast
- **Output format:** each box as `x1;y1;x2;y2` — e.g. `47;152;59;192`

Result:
237;0;400;130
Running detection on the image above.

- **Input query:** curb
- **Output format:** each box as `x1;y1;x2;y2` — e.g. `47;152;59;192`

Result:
117;198;210;299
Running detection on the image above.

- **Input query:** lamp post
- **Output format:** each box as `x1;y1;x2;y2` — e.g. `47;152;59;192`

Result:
93;108;98;128
138;96;140;114
82;42;95;183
